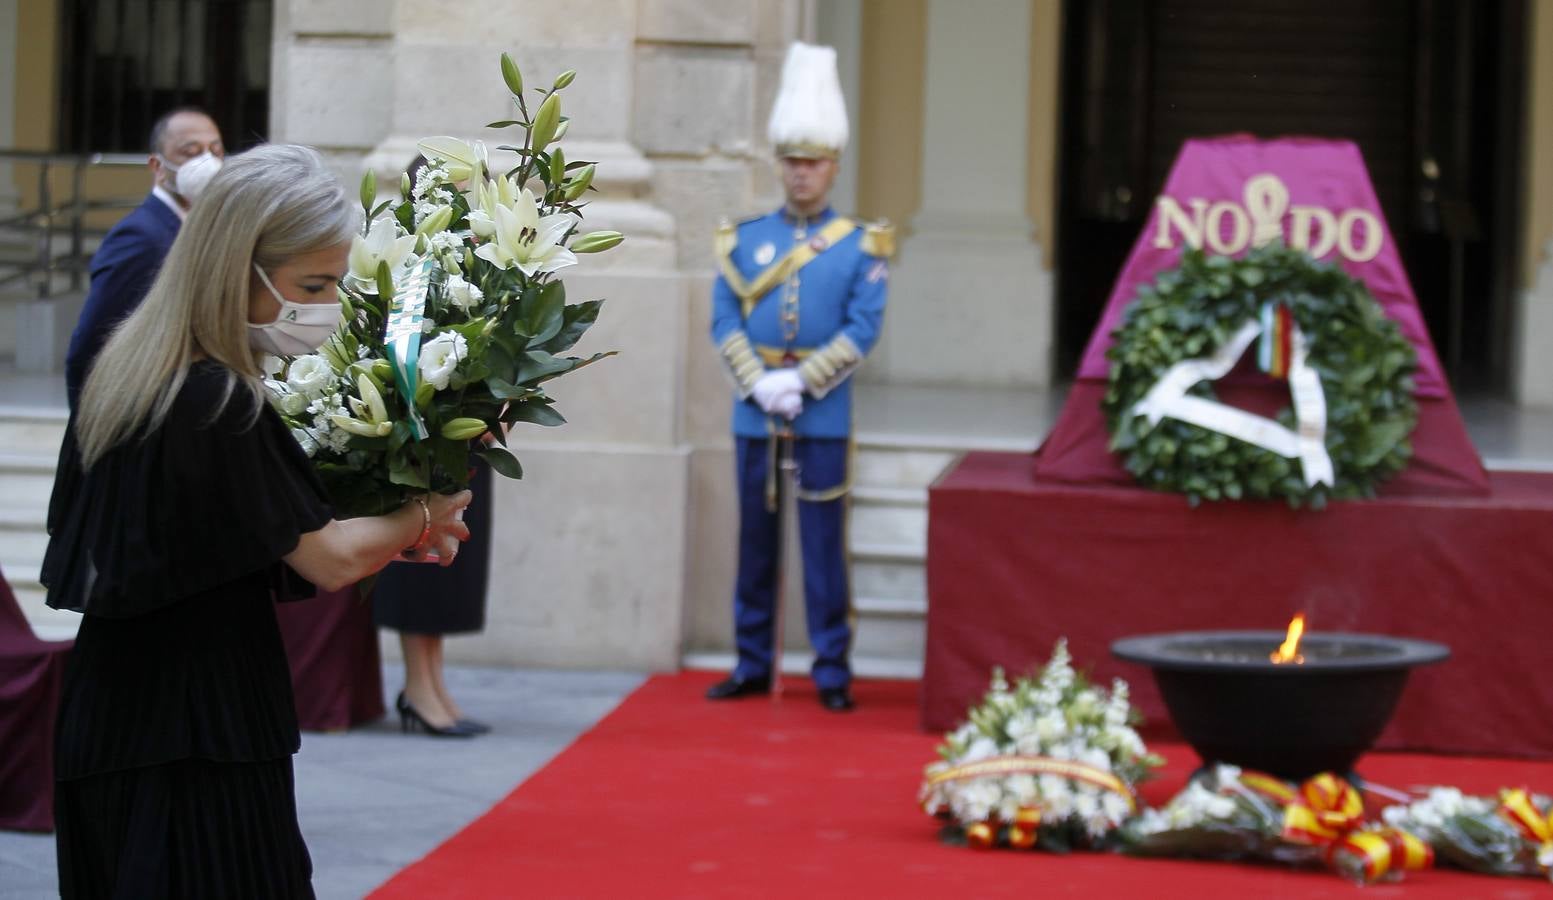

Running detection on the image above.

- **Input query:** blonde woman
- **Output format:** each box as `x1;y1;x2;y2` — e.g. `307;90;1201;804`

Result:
41;144;471;899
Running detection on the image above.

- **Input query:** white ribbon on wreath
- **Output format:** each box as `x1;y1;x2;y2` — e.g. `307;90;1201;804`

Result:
1131;319;1335;488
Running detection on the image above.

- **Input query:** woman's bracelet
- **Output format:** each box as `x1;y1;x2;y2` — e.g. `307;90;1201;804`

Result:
407;495;432;552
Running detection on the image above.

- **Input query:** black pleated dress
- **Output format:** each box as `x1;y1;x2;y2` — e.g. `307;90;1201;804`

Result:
42;361;332;899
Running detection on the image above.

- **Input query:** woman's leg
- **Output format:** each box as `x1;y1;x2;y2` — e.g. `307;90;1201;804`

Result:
400;632;455;728
427;636;464;720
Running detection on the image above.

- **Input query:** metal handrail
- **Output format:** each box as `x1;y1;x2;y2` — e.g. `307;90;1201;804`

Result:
0;150;150;298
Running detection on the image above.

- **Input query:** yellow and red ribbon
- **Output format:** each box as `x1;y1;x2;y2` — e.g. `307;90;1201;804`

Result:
1499;788;1553;869
1275;773;1430;883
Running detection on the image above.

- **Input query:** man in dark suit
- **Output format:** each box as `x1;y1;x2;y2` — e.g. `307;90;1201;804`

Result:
64;108;225;406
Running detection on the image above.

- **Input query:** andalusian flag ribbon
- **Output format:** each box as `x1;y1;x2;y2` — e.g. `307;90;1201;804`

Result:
385;258;435;440
1258;302;1294;379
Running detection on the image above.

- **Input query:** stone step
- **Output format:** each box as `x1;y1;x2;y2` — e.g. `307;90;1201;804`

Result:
855;595;927;618
849;500;928;551
6;563;78;637
0;412;69;450
852;556;926;606
0;523;50;568
852;445;958;491
0;458;58;510
852;484;927;506
850;537;925;564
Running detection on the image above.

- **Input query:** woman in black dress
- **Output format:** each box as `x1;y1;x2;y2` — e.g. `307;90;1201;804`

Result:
373;459;493;736
42;144;472;898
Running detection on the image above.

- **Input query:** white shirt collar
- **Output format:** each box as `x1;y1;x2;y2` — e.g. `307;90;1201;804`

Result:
151;184;188;221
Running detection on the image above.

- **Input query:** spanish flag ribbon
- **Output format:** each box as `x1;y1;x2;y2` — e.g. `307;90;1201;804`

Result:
923;755;1137;814
1282;773;1365;844
1331;827;1434;883
1237;770;1296;805
1498;788;1553;868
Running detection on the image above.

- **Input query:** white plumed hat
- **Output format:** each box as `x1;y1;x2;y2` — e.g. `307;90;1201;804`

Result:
767;42;849;159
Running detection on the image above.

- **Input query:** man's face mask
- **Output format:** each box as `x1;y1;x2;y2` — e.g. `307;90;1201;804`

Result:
159;152;222;203
247;264;342;357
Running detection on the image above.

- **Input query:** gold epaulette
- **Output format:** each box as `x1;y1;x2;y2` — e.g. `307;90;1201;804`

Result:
714;218;738;258
861;220;896;259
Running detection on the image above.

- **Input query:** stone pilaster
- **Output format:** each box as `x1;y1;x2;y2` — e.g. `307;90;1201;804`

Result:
868;0;1054;388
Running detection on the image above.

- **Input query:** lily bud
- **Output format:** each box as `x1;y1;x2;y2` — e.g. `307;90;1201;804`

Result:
552;70;576;91
562;164;595;201
529;93;561;153
375;260;394;301
414;206;454;240
441;417;490;441
549;147;566;188
359;170;376;211
569;231;624;254
415;382;435;410
400;172;412;199
372;359;394;384
500;52;524;97
552;119;570;143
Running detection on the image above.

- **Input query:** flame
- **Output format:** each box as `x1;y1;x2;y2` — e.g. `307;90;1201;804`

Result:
1270;613;1306;664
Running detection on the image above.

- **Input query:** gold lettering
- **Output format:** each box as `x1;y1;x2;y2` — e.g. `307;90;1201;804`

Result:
1205;202;1250;255
1153;196;1208;250
1289;205;1338;259
1338;210;1383;262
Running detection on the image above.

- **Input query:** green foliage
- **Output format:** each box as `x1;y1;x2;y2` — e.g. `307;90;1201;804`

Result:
1103;244;1418;508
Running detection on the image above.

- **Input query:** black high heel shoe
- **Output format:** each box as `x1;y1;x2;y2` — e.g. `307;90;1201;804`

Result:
396;692;476;738
455;717;492;735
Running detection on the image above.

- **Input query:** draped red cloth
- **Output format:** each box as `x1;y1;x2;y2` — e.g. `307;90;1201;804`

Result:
275;586;384;732
0;567;71;831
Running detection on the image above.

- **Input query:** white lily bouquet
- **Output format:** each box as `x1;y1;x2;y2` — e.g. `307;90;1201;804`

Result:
1381;787;1553;880
919;640;1163;852
265;53;621;517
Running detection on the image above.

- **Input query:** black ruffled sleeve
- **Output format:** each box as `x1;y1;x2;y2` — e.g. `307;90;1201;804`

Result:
43;363;334;617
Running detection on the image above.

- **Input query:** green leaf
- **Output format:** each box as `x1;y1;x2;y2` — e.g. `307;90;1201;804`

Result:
539;300;603;353
486;377;539;401
476;445;524;479
486;120;524;129
516;350;575;383
526;281;566;344
506;400;566;427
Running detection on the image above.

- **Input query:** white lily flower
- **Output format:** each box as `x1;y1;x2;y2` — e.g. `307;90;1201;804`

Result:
474;188;578;277
416;136;484;183
466;174;520;240
445;274;484;311
348;218;418;292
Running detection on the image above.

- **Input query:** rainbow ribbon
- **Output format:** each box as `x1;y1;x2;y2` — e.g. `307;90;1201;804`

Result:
1257;302;1294;379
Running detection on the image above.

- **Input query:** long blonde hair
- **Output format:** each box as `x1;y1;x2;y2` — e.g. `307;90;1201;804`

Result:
76;144;357;467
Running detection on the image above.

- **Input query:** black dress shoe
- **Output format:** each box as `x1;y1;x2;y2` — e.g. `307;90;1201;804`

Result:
705;675;771;700
455;718;491;734
396;692;477;737
819;687;855;712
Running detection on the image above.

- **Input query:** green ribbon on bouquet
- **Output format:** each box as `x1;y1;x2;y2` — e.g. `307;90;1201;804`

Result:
385;258;436;440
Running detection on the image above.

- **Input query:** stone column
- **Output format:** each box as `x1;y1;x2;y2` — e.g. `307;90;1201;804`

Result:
1515;0;1553;407
869;0;1053;388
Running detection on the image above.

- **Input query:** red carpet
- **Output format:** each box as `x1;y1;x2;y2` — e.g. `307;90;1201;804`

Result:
370;672;1553;898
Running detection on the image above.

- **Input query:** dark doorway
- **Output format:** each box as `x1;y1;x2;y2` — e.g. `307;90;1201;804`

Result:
1055;0;1526;392
56;0;274;155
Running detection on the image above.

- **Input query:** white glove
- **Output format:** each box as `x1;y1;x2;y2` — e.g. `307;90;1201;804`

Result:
751;368;805;414
771;390;803;421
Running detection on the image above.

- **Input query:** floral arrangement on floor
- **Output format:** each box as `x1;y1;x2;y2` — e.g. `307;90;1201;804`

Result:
264;52;622;517
919;640;1163;852
1381;786;1553;880
1115;765;1433;884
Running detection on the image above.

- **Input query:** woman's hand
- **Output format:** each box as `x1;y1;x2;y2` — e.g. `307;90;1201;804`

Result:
401;490;473;565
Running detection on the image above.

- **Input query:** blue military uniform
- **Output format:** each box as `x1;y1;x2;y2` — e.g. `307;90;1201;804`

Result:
710;205;891;690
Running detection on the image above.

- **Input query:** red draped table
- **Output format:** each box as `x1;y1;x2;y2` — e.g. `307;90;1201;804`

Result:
275;586;385;732
923;451;1553;758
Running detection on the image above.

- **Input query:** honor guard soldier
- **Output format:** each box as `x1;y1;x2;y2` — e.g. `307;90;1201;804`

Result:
705;42;892;712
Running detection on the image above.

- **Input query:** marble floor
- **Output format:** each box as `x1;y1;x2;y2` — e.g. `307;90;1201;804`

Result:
0;666;646;900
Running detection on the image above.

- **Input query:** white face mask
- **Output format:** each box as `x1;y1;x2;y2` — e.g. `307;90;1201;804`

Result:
248;264;342;356
160;151;222;203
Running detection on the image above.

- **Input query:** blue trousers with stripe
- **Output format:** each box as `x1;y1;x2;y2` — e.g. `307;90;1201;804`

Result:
731;436;852;690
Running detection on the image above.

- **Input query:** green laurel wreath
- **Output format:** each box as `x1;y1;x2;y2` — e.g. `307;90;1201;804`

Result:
1102;244;1419;509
